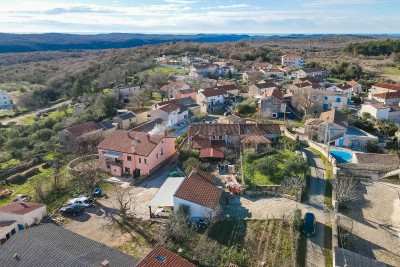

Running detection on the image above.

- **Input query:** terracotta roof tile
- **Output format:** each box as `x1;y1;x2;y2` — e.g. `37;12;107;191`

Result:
97;130;174;156
161;82;187;91
347;80;358;86
189;123;280;138
199;148;225;158
66;121;102;138
158;103;180;113
0;202;45;215
262;89;283;100
374;83;400;91
174;170;222;208
282;54;303;59
319;110;348;128
137;245;196;267
372;91;400;100
241;135;271;144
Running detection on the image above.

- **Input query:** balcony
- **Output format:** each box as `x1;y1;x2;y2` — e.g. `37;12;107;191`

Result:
106;158;123;166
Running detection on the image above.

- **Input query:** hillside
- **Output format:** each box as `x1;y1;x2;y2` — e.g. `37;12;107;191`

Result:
0;33;250;53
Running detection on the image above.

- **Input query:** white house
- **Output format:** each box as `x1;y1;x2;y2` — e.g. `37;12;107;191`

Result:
151;103;188;125
160;82;190;100
369;83;400;97
0;202;46;229
0;221;18;244
281;54;304;68
347;80;362;94
326;84;353;101
261;69;285;79
173;170;222;218
360;103;391;121
297;67;328;78
0;90;12;110
371;91;400;106
189;64;215;78
251;62;275;70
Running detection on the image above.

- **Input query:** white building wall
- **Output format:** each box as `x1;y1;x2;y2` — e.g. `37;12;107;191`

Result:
0;221;18;240
0;206;46;226
360;104;389;120
173;196;215;218
151;109;169;122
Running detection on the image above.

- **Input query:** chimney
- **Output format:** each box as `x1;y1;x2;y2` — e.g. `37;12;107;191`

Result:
164;130;168;137
192;167;198;174
17;195;23;204
147;134;151;141
101;260;110;267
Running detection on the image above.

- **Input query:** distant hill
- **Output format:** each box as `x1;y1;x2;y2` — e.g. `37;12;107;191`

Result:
0;33;250;53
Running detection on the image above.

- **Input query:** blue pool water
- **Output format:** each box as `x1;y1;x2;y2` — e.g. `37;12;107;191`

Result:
329;150;352;163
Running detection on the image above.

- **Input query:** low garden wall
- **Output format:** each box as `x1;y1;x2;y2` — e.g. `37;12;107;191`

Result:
67;154;99;175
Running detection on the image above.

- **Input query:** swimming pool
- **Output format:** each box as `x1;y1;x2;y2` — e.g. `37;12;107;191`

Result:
329;150;352;163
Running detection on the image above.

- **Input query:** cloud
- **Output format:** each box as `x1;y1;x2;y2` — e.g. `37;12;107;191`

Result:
302;0;377;7
43;6;114;15
201;4;250;10
163;0;197;4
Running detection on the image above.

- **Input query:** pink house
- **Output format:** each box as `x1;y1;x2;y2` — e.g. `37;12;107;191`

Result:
97;130;176;177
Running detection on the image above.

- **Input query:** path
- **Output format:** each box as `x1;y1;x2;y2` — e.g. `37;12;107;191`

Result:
303;148;331;267
1;100;71;125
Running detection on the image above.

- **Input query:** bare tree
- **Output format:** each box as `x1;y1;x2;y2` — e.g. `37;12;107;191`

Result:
246;71;265;85
114;188;133;222
160;204;193;245
128;90;151;109
332;177;359;207
97;68;126;87
73;158;103;199
193;235;221;266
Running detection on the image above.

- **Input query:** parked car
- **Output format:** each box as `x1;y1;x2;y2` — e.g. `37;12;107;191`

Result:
192;217;209;229
68;197;93;207
303;212;316;237
295;150;302;156
92;188;102;198
154;208;170;218
60;204;85;217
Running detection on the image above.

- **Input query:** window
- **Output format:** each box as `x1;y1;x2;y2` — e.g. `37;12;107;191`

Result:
324;96;328;100
127;156;132;161
156;153;159;159
272;113;277;118
144;158;147;164
139;158;142;163
124;167;131;173
273;99;277;104
161;148;164;156
219;135;223;140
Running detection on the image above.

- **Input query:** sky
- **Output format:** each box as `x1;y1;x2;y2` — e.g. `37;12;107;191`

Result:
0;0;399;34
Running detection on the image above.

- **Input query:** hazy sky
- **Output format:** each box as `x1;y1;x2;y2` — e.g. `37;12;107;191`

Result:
0;0;399;34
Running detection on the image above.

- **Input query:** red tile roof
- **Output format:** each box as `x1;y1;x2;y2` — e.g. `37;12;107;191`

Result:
191;137;211;149
189;123;280;138
66;121;102;138
131;108;148;114
200;88;231;97
263;89;283;100
282;54;303;59
98;130;174;156
161;82;187;92
174;170;222;208
202;84;238;92
372;91;400;99
319;110;348;128
199;148;224;158
158;103;180;113
293;82;313;88
137;245;196;267
179;89;195;94
0;202;45;215
374;83;400;91
336;84;353;90
347;80;358;86
252;62;273;68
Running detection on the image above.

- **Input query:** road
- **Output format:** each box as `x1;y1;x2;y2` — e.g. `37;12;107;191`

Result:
1;100;71;125
303;148;332;267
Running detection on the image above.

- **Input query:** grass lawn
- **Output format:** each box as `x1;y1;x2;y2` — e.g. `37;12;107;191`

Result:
327;77;347;83
143;66;188;76
0;158;20;169
21;115;35;125
243;150;295;185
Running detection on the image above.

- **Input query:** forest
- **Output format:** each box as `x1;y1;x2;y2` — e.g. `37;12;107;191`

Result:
344;39;400;57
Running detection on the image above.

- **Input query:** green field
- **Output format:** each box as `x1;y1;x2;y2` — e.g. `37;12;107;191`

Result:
382;66;400;76
243;150;294;185
142;66;188;76
327;78;347;83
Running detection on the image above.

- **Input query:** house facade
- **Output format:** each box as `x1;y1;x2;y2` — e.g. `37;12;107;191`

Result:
0;90;12;110
334;126;378;151
305;110;348;142
262;69;285;79
160;82;190;100
113;112;136;130
360;103;391;121
326;84;353;101
369;83;400;96
248;82;277;97
0;221;18;244
281;54;304;68
151;103;188;125
259;89;286;119
173;170;222;218
0;202;46;229
347;80;362;94
251;62;275;70
98;130;176;177
196;84;239;113
117;84;141;103
189;123;280;159
297;67;328;78
58;121;106;149
371;91;400;105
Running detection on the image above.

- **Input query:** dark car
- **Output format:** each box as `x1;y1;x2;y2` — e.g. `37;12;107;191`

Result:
192;217;210;229
60;204;85;217
303;212;316;237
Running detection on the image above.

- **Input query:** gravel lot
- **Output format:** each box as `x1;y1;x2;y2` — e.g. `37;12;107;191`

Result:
338;181;400;266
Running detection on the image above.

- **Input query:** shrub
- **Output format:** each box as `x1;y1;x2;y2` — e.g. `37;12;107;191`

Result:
183;157;201;175
256;156;278;176
277;137;300;151
285;156;308;177
178;149;200;162
243;148;258;162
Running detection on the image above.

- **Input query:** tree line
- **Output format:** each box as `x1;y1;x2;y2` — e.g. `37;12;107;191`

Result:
344;39;400;57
